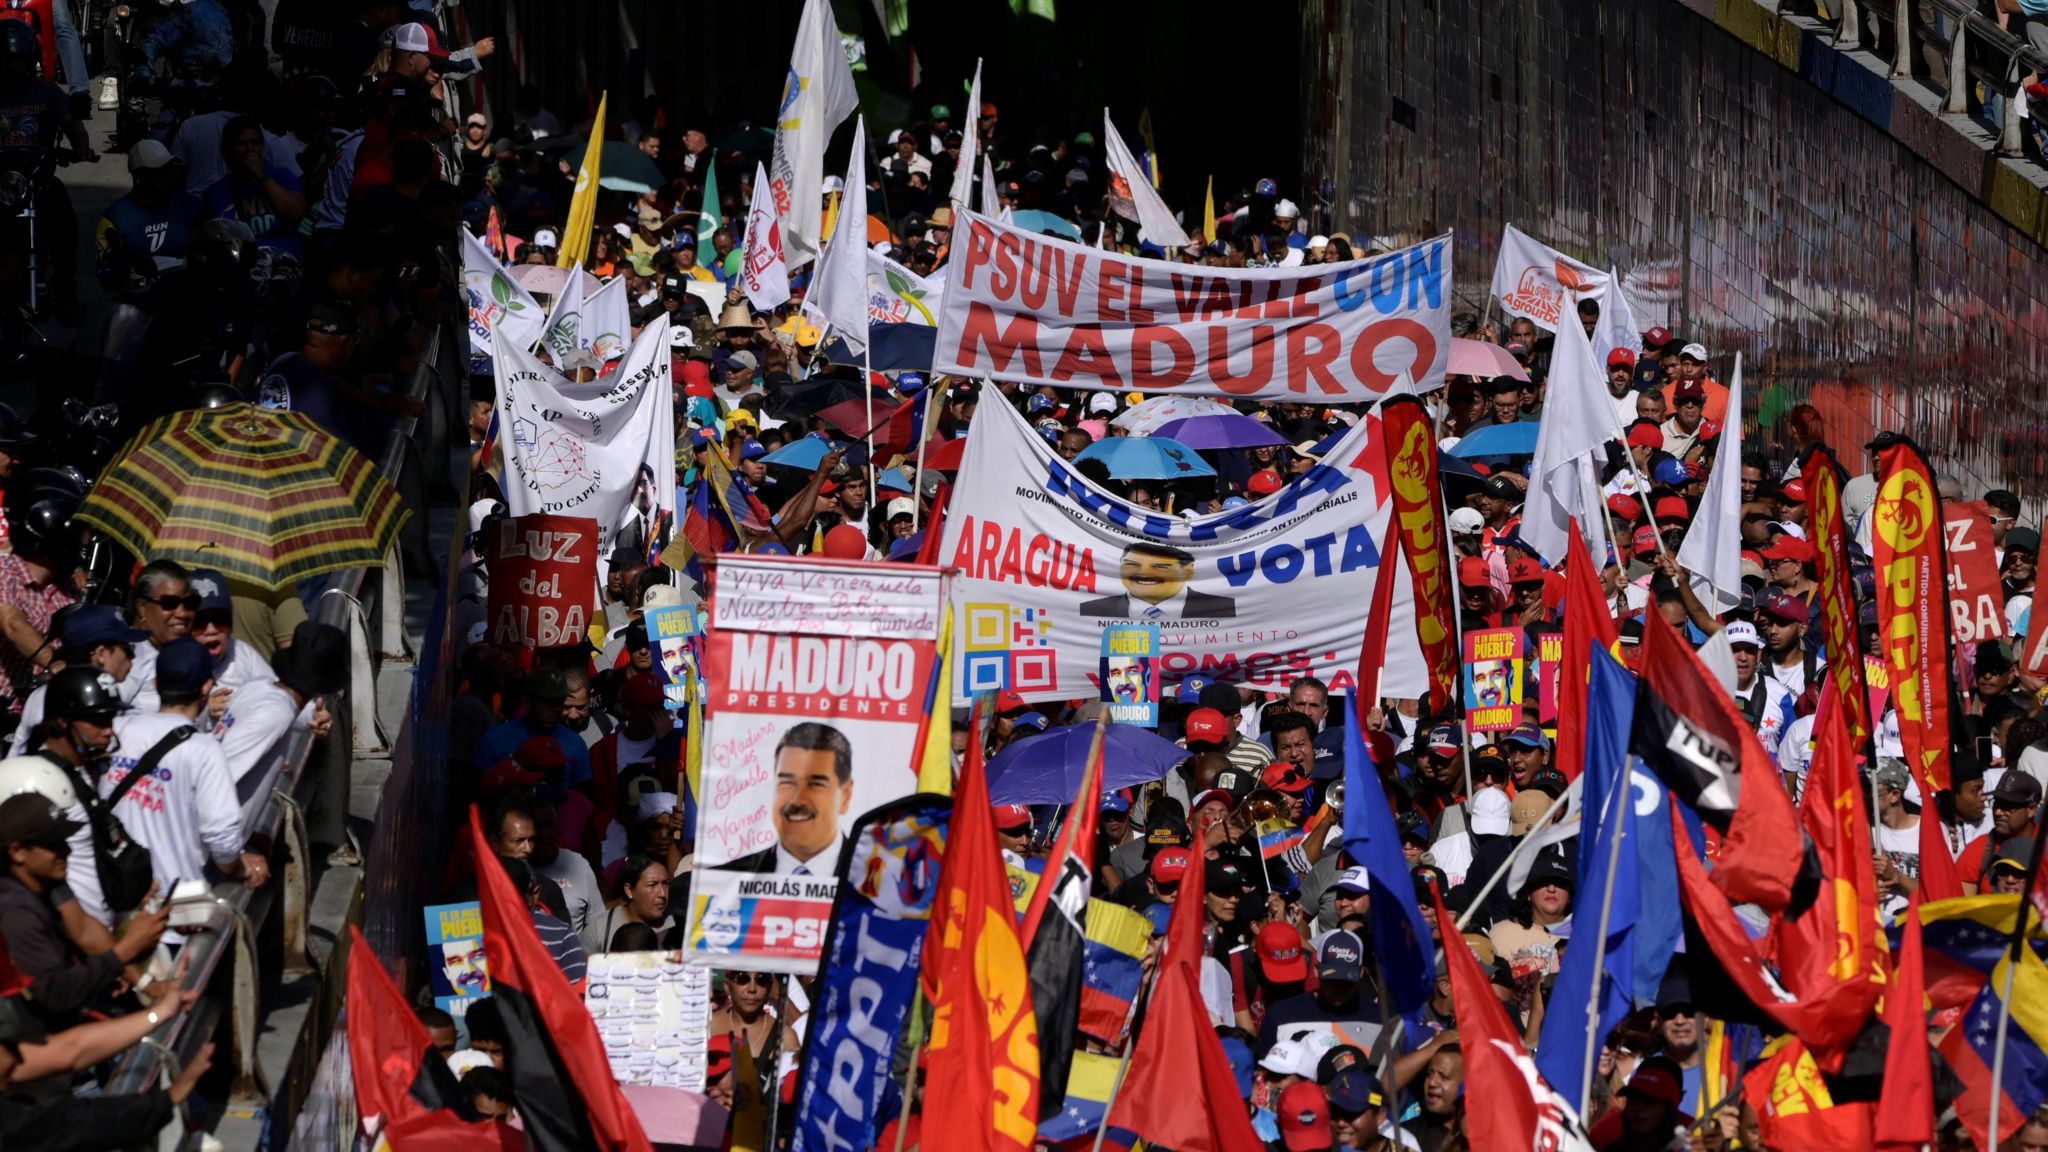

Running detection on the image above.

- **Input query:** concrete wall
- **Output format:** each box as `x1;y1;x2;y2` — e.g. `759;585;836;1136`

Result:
1309;0;2048;495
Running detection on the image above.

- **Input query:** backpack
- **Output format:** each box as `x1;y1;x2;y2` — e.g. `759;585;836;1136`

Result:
65;727;198;915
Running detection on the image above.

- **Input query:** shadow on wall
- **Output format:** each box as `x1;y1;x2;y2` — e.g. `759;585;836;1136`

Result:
1309;0;2048;495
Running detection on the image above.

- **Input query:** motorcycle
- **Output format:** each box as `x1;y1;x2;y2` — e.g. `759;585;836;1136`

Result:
0;145;63;336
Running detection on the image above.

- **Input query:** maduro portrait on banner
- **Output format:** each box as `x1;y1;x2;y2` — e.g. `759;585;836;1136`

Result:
683;554;945;973
939;399;1427;704
935;206;1450;402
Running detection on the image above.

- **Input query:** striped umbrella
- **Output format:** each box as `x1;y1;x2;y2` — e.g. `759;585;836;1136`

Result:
76;404;409;591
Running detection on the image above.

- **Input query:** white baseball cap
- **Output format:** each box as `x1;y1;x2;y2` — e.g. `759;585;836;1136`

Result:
1449;507;1486;536
1259;1039;1318;1078
127;140;177;173
885;497;916;521
1469;787;1513;836
532;228;560;248
1723;620;1762;649
1679;342;1708;361
612;221;633;239
1334;866;1371;894
1275;199;1300;219
1088;393;1118;413
383;21;445;57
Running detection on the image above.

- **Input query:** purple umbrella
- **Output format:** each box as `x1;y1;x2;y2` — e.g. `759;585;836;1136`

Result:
986;722;1189;805
1149;413;1290;451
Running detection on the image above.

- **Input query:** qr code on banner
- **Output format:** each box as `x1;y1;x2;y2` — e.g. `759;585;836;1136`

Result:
962;603;1059;694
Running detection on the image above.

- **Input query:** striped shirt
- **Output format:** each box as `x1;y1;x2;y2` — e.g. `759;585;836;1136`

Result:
102;713;242;888
0;553;73;709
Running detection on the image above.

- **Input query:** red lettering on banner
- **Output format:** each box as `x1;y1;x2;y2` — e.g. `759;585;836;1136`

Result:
960;217;997;290
1349;318;1438;392
1098;259;1130;322
1285;323;1345;396
1125;265;1156;322
1208;325;1276;394
955;303;1046;377
1019;243;1085;313
947;516;1098;593
1051;328;1124;388
1130;326;1194;389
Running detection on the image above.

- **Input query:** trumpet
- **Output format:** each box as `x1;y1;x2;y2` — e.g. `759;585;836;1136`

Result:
1241;791;1291;825
1327;782;1345;812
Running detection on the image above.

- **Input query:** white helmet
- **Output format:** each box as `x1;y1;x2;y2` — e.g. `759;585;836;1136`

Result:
0;755;78;809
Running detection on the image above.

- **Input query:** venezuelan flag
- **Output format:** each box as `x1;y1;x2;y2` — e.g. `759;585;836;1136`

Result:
1036;1051;1142;1149
1079;900;1151;1043
1898;894;2041;1010
1943;940;2048;1150
1256;817;1305;861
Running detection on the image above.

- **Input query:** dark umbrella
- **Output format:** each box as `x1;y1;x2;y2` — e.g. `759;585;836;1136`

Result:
987;723;1189;805
760;374;878;421
713;126;775;153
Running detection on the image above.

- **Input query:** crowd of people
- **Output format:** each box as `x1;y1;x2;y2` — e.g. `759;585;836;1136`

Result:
4;0;2044;1150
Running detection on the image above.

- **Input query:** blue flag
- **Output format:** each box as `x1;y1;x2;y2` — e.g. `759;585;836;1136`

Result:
1340;695;1435;1021
1535;647;1637;1108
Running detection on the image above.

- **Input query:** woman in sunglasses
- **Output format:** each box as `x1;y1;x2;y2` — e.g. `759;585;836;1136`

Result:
710;968;799;1099
126;560;199;715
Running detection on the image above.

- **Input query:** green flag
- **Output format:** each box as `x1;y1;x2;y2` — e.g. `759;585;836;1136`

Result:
697;160;720;268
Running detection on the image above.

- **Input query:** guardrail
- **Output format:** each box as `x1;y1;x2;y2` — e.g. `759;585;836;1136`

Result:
1774;0;2048;155
99;324;453;1129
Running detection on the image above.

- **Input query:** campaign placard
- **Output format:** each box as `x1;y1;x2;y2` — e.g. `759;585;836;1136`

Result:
1464;628;1525;733
1944;500;2006;644
682;555;944;973
1536;631;1562;726
645;602;703;712
487;513;600;649
423;901;489;1029
1099;623;1161;727
937;398;1427;704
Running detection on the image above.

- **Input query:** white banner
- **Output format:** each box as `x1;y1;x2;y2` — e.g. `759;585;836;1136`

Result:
741;160;791;312
492;316;676;578
867;252;942;326
935;206;1450;402
1488;223;1611;333
1103;111;1187;248
682;555;944;974
808;116;868;345
937;399;1425;703
767;0;859;269
584;277;632;365
461;229;544;359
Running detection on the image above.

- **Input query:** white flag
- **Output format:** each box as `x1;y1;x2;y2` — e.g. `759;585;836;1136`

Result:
1678;353;1745;612
979;153;1000;218
1102;111;1188;248
1522;304;1620;566
493;316;676;581
1489;223;1612;333
767;0;858;270
539;276;582;359
866;251;942;326
950;58;981;210
583;277;632;366
740;160;791;311
1588;265;1643;367
460;229;544;358
807;115;868;347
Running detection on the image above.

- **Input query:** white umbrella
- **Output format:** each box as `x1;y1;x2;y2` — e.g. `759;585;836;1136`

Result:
1110;395;1241;437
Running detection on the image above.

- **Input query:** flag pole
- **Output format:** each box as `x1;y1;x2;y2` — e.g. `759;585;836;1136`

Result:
1988;956;2018;1147
864;333;879;511
892;988;927;1152
1451;789;1573;932
909;364;934;532
1089;965;1157;1152
1577;774;1630;1117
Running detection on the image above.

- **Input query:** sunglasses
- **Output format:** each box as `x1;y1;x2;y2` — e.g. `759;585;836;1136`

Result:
1994;799;2034;811
146;594;202;612
727;972;771;987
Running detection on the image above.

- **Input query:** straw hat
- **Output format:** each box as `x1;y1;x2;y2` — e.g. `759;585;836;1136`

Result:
717;302;755;332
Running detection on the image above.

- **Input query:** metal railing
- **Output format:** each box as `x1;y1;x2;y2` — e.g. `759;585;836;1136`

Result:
99;325;453;1126
1774;0;2048;155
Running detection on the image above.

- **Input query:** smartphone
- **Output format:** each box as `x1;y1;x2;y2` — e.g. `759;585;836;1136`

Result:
1978;736;1995;765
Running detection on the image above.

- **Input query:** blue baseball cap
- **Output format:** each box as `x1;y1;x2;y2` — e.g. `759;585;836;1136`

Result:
63;605;145;652
1176;673;1216;704
1503;722;1551;751
1100;792;1131;814
188;568;233;614
1026;393;1057;414
1255;178;1279;197
1014;711;1049;732
1142;901;1173;937
895;371;928;394
154;637;215;696
1221;496;1251;509
1652;458;1690;488
1218;1036;1255;1100
738;438;768;461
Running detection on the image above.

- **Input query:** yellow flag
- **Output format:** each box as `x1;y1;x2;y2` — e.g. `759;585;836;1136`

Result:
1137;107;1161;188
916;606;955;794
1202;175;1216;244
557;92;608;269
728;1038;769;1152
685;669;705;803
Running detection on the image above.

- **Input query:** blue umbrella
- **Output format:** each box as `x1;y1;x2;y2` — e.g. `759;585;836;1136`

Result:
1314;425;1485;480
876;469;913;493
1446;422;1540;459
987;723;1189;805
1150;413;1289;451
1010;209;1083;242
761;437;840;470
1073;436;1217;481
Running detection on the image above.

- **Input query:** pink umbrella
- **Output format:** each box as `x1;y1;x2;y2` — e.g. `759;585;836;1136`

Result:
1450;337;1530;382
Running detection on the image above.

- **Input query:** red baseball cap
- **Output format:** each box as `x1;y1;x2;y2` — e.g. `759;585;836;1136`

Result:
1632;524;1660;556
1457;555;1492;589
514;735;568;770
1278;1081;1335;1151
1149;847;1191;884
622;672;665;707
1673;378;1707;404
1189;787;1239;815
1763;536;1816;565
481;758;545;795
1780;478;1808;502
1654;496;1690;523
1621;1063;1684;1108
1263;760;1311;793
991;805;1032;832
996;690;1030;714
1508;557;1545;585
1256;921;1311;983
1606;494;1642;524
1606;348;1637;369
1626;422;1665;450
1247;469;1285;497
1643;325;1674;349
1184;707;1231;746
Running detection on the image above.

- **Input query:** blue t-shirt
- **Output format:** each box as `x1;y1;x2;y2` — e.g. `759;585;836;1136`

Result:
255;352;354;445
200;167;304;258
95;191;201;287
475;718;594;789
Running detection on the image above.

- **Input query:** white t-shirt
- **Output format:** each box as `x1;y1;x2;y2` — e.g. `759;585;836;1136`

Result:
199;637;279;733
171;112;300;193
535;849;605;937
1765;651;1821;699
103;713;242;888
212;679;308;833
125;639;159;714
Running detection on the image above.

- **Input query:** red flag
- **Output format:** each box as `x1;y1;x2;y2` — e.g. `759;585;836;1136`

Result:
1379;397;1460;710
922;704;1042;1151
1671;810;1814;1037
1869;434;1956;796
1875;893;1935;1150
1742;1037;1875;1152
1916;793;1965;902
1105;799;1266;1152
1427;887;1595;1152
346;925;490;1140
468;810;653;1152
1556;520;1618;781
1353;528;1401;702
1769;683;1885;1060
1801;447;1874;755
915;480;952;566
1635;610;1806;912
